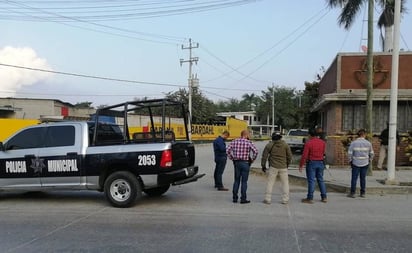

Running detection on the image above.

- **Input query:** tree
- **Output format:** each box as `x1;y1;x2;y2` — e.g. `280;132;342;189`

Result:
74;101;93;109
255;85;298;130
241;93;257;111
166;88;217;124
327;0;375;135
377;0;407;51
327;0;406;133
301;81;320;128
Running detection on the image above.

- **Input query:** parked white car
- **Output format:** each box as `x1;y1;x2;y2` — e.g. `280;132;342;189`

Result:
283;129;309;152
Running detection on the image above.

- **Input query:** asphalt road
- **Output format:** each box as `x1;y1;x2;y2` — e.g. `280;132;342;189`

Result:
0;141;411;253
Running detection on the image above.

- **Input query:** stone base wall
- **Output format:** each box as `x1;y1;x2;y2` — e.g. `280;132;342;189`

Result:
326;135;410;167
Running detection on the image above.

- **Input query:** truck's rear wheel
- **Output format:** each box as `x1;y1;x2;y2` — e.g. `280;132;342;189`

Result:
104;171;142;208
143;185;170;197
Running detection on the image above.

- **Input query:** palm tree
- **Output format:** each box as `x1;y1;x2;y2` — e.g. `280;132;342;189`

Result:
242;93;257;111
327;0;375;137
327;0;406;135
377;0;407;52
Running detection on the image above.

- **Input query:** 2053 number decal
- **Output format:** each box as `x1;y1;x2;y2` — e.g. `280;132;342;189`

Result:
138;154;156;166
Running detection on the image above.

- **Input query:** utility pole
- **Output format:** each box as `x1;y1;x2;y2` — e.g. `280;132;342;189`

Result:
271;83;275;134
366;0;374;176
386;0;401;185
180;38;199;140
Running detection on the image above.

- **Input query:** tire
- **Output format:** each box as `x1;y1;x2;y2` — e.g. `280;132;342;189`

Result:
104;171;142;208
143;185;170;197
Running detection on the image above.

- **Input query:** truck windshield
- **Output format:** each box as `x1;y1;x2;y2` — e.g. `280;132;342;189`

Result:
289;130;308;136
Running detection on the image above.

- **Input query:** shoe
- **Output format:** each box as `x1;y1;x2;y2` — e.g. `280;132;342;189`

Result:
347;193;356;198
263;200;271;205
281;201;288;205
301;198;314;204
217;187;229;191
240;200;251;204
360;194;365;198
321;198;328;203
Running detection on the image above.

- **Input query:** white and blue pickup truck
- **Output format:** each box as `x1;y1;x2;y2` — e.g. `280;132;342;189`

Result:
0;99;204;207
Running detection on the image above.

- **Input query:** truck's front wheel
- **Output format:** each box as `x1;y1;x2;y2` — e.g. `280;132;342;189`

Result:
104;171;142;208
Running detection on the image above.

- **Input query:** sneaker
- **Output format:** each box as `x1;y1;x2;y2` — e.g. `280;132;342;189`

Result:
347;193;356;198
360;194;365;198
240;200;251;204
281;201;288;205
321;198;328;203
263;200;271;205
217;187;229;191
301;198;314;204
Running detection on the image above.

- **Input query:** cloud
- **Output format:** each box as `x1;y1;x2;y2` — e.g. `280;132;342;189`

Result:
0;46;52;97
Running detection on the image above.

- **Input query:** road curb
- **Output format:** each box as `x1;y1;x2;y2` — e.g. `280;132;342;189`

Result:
250;167;412;195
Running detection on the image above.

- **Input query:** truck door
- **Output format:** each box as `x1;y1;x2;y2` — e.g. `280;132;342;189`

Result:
38;125;82;188
0;127;45;189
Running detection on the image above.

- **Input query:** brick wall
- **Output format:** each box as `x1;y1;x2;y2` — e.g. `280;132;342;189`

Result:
326;135;410;167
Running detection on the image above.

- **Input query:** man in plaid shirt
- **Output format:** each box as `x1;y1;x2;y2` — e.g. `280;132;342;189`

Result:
227;130;258;204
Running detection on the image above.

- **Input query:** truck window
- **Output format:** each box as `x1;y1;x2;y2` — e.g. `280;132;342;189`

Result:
289;130;308;136
5;127;46;150
88;123;124;145
45;126;75;147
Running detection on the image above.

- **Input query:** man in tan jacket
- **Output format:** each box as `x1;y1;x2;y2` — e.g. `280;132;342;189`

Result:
261;132;292;205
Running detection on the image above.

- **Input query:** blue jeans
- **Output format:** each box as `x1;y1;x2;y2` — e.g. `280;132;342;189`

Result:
214;157;227;188
232;161;250;201
306;161;327;200
350;164;368;194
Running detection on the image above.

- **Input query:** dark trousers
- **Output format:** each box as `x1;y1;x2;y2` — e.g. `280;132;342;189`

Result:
232;161;250;201
214;157;227;188
305;161;327;200
350;164;368;194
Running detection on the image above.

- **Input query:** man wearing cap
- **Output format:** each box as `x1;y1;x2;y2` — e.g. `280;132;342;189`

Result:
261;132;292;205
299;128;327;204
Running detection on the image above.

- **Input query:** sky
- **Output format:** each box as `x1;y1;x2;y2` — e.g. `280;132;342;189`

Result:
0;0;411;107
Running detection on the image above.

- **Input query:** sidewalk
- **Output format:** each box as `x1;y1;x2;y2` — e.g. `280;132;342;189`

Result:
251;166;412;195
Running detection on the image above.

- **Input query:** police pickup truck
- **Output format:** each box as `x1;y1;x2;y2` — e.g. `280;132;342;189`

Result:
0;99;204;207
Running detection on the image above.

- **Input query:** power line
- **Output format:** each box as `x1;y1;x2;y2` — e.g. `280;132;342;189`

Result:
0;62;184;88
200;7;330;84
3;0;186;45
0;62;261;92
236;7;331;82
0;0;260;21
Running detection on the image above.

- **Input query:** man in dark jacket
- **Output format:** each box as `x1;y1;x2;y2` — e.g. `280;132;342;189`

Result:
377;123;400;170
261;132;292;205
213;130;230;191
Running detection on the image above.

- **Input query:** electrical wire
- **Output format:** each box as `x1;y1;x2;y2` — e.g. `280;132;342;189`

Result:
3;0;186;45
0;62;184;88
200;6;330;84
0;62;261;92
0;0;260;21
232;7;331;84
